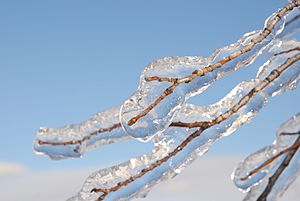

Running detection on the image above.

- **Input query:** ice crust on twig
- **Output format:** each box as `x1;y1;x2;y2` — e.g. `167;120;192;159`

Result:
34;107;126;159
67;40;300;200
33;2;300;201
233;114;300;201
120;5;292;141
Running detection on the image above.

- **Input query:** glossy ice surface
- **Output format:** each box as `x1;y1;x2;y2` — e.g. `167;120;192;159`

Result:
33;3;300;201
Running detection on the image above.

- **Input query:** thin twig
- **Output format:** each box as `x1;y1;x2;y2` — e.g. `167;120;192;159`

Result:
127;1;300;126
37;123;121;146
128;83;179;125
240;134;300;181
170;121;209;128
274;47;300;56
157;47;300;128
38;48;300;150
281;131;300;135
257;135;300;201
91;51;300;201
144;76;178;83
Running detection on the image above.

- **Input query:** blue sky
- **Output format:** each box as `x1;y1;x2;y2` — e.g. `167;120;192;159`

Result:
0;0;299;174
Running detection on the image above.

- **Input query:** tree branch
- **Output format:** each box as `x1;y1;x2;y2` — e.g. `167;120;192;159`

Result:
91;51;300;201
37;123;121;146
37;49;300;153
241;133;300;181
127;1;300;127
257;135;300;201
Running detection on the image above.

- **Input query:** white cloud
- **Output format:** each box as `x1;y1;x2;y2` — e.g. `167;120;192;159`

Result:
0;156;299;201
0;161;28;175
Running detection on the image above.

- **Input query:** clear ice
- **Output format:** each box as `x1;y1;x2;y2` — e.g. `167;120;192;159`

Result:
65;38;300;200
120;9;288;142
33;2;300;201
232;113;300;201
34;107;129;159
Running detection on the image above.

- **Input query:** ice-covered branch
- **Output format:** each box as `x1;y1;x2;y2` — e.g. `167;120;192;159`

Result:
66;42;300;201
233;114;300;201
240;137;300;182
33;1;300;201
34;107;126;159
257;135;300;201
34;1;300;160
120;1;300;141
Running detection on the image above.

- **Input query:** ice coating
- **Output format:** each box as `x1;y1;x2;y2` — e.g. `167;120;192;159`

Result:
120;5;291;142
33;3;300;160
32;81;258;160
277;6;300;39
32;2;300;200
67;40;300;201
232;113;300;201
34;107;128;159
34;37;299;160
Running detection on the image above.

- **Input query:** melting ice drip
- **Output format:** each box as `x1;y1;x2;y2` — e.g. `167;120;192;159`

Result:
33;2;300;201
